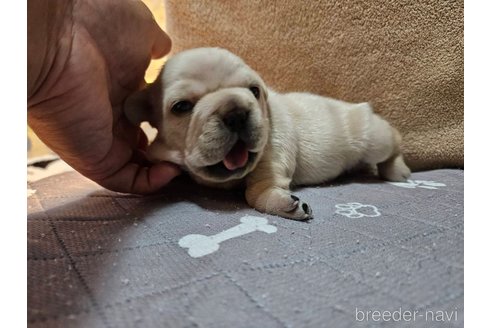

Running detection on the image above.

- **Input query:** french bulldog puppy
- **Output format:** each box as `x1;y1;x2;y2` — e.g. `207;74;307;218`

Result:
124;47;410;220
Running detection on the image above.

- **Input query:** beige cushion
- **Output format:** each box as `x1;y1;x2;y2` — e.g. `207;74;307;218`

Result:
164;0;463;170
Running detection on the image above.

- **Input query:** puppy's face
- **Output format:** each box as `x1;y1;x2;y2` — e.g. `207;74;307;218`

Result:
126;48;270;184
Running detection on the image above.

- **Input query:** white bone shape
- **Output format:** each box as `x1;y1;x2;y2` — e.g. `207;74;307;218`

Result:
179;216;277;258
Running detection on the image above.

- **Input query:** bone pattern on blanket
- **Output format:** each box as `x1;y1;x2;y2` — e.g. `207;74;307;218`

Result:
179;216;278;258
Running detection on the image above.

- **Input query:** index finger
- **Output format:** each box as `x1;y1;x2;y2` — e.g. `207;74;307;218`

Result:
151;25;172;59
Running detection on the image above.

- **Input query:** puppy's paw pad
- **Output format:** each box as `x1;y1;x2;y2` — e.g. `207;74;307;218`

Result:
302;203;308;212
287;196;313;221
301;202;312;216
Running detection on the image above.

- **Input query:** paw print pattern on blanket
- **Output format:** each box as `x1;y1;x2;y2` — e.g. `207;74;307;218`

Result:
335;203;381;219
388;180;446;190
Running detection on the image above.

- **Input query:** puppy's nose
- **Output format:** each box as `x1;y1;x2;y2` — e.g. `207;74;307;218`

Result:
223;109;249;132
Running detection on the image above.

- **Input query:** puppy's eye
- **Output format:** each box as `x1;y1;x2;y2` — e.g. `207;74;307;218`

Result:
171;101;194;114
249;86;260;99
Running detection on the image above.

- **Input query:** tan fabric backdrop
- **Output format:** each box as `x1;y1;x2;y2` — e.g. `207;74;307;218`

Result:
164;0;463;170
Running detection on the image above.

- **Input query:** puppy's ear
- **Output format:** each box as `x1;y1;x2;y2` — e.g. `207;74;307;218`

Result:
124;78;165;128
123;85;154;126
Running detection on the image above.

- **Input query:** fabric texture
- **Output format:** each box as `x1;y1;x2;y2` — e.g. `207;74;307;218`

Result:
164;0;463;170
28;169;463;327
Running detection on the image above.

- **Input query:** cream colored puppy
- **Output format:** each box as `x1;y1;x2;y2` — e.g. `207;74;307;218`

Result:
124;47;411;220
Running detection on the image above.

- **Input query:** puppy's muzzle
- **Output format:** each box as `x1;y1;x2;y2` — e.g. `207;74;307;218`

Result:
185;89;267;183
223;108;249;133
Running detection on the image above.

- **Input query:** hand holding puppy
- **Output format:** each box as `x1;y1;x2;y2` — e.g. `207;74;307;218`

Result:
27;0;180;193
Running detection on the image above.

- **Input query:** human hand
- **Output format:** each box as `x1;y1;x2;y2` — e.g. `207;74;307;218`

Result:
28;0;180;194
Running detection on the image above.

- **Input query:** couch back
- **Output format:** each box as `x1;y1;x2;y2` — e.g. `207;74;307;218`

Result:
164;0;463;170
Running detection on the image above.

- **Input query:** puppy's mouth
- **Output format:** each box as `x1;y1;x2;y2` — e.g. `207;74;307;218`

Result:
223;140;249;170
204;140;257;178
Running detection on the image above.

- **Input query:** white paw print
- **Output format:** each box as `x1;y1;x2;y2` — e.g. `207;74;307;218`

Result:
335;203;381;218
388;180;446;190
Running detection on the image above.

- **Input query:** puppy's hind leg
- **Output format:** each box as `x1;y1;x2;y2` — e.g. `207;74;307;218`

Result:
364;117;411;182
378;153;411;182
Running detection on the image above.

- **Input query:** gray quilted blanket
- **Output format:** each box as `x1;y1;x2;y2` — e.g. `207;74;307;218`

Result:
28;169;463;327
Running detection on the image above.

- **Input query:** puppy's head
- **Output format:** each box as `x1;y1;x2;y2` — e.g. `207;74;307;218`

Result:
124;48;270;184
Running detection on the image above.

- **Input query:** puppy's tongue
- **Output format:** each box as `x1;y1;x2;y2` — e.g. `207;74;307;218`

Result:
223;141;249;171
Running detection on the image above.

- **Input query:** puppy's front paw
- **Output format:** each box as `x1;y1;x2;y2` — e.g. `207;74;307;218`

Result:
287;195;313;220
248;187;313;221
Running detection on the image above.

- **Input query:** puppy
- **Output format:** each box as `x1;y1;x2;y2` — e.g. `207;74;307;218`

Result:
124;47;411;220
